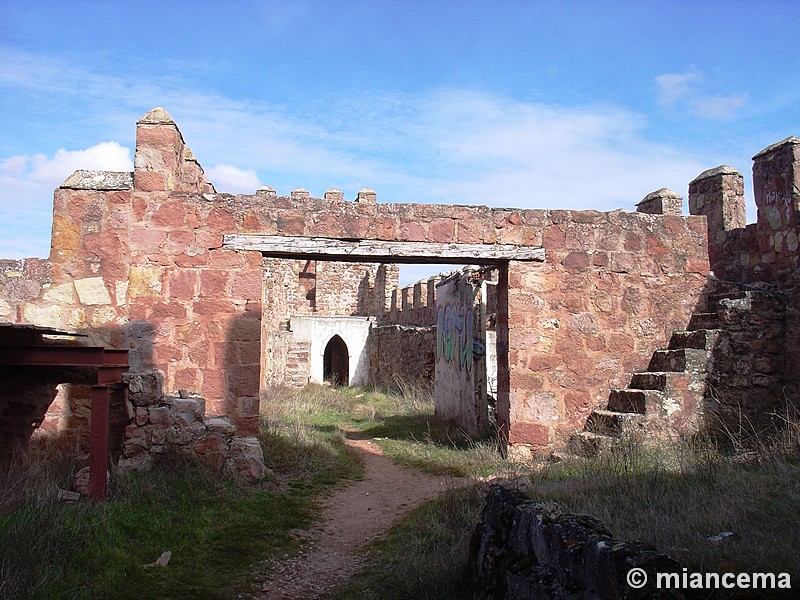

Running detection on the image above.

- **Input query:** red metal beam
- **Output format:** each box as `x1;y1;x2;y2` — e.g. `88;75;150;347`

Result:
0;342;128;500
0;345;128;367
97;366;129;385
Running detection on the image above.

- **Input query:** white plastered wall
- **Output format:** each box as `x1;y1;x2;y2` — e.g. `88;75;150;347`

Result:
289;315;375;386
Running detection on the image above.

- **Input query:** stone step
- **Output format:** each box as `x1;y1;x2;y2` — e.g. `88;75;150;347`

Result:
707;290;759;311
607;388;667;413
687;312;719;331
586;409;647;435
629;372;668;391
567;431;617;458
668;329;720;351
647;348;708;373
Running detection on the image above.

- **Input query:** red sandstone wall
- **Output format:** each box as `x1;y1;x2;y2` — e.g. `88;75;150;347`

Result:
505;211;709;448
4;107;712;456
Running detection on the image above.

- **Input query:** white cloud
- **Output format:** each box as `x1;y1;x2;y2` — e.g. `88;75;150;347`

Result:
656;71;701;105
688;94;748;120
205;163;262;194
655;70;747;120
27;142;133;187
0;51;734;258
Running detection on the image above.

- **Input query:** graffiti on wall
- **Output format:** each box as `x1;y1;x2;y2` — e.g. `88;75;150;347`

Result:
436;303;474;372
763;190;791;205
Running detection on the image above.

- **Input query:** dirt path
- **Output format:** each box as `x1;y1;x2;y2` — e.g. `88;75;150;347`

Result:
252;433;465;599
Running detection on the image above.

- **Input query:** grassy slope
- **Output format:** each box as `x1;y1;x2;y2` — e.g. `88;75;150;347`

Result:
4;386;799;599
0;390;362;600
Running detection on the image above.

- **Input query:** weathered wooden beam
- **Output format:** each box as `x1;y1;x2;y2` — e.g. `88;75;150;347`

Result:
223;234;545;264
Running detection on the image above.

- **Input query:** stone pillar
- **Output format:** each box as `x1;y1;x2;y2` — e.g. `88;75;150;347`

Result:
290;188;310;200
256;186;276;198
752;138;800;280
355;188;377;204
636;188;683;215
324;188;344;201
689;166;745;279
753;137;800;231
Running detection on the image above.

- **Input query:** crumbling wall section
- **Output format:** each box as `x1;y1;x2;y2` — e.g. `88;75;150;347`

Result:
470;485;683;600
120;369;265;479
368;324;436;390
690;137;800;407
706;290;787;430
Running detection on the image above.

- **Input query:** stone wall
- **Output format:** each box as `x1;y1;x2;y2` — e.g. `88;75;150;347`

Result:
0;258;53;322
689;137;800;407
368;324;436;390
3;107;712;460
503;211;709;451
470;485;683;599
706;290;788;431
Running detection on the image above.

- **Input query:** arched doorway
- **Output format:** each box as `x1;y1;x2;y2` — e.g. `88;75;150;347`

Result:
323;335;349;386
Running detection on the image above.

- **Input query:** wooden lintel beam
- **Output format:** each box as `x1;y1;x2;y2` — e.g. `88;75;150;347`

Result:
223;234;545;264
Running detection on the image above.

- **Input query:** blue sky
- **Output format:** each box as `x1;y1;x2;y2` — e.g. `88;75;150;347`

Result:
1;1;799;283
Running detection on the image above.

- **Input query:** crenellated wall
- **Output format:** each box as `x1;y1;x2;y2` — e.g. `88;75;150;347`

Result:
689;137;800;407
3;107;729;461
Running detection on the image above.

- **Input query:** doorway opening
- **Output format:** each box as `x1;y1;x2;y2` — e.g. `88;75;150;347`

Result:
323;335;349;386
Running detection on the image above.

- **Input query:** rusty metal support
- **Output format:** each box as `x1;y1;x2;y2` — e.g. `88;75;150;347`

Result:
89;385;110;501
0;335;128;501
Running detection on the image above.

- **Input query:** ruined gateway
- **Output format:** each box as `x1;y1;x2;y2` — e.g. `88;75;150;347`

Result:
1;107;798;473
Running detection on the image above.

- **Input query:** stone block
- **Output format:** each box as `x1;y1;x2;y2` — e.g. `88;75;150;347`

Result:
148;406;175;427
134;171;168;192
231;271;262;299
168;270;198;299
128;266;163;298
224;435;266;480
171;397;206;418
207;206;237;230
206;416;237;435
41;282;76;304
200;269;229;297
151;201;188;227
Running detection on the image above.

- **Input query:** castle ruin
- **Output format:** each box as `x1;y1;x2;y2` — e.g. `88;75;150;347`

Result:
1;107;798;472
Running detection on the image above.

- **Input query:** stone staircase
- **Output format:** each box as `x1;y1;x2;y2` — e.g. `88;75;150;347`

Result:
566;308;722;458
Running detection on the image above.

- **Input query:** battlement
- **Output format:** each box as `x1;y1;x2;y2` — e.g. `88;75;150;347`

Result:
2;106;798;465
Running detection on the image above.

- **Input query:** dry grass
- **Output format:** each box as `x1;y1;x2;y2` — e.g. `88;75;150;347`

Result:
0;440;88;600
325;394;800;598
260;382;516;479
531;416;800;580
324;484;487;600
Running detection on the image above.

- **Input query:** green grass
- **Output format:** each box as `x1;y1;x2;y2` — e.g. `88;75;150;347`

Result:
9;385;794;599
325;421;800;599
0;388;365;600
261;382;516;478
323;486;486;600
57;455;316;600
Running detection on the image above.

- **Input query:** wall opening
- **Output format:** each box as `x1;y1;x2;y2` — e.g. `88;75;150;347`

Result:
323;335;349;386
